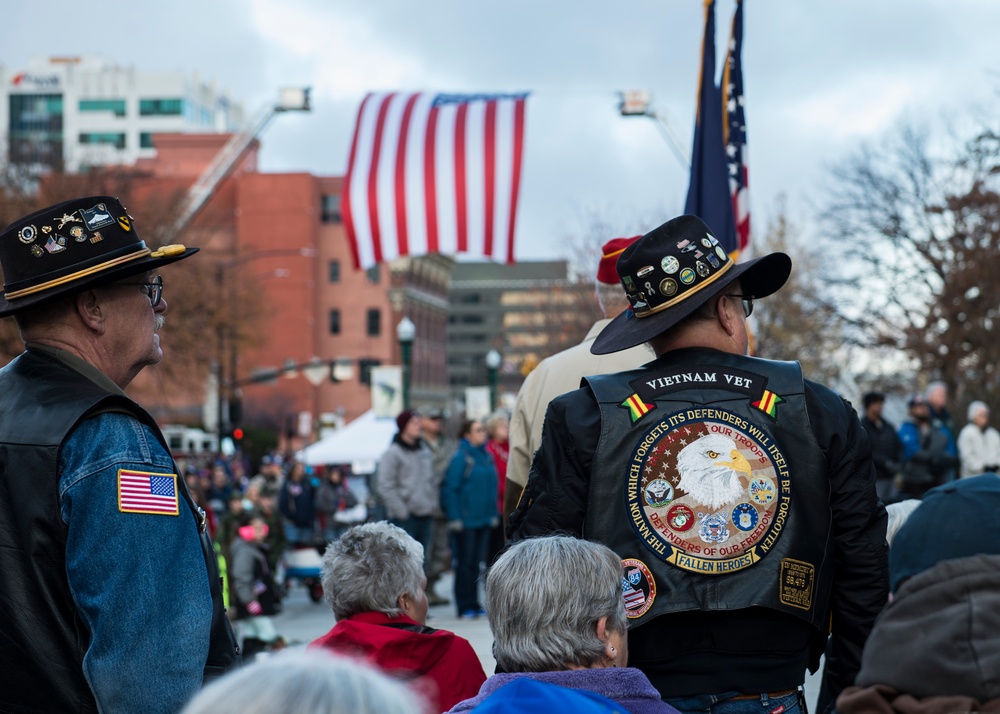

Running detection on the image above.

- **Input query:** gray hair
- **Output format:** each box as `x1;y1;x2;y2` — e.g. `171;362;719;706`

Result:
968;400;989;421
595;282;630;319
321;521;424;620
486;536;627;672
181;649;418;714
484;411;509;438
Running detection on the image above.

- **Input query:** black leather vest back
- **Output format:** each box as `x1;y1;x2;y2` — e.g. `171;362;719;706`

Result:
584;350;833;632
0;350;238;713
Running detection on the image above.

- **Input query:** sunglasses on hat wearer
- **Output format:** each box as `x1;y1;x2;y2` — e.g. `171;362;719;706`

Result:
726;293;754;318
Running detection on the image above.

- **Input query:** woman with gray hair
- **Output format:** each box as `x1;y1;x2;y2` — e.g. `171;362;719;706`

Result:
309;522;485;713
446;536;679;714
957;400;1000;478
181;649;417;714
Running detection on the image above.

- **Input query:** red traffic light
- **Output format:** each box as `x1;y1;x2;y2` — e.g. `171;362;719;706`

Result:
232;428;244;440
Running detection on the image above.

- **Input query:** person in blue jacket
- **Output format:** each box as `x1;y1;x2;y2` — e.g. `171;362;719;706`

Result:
442;419;499;618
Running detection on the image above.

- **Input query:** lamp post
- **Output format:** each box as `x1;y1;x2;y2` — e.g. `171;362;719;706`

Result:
485;349;502;412
213;246;318;444
397;317;416;410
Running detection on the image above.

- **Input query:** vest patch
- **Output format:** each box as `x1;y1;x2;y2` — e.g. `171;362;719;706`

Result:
629;365;785;421
621;558;656;619
620;393;655;423
118;469;180;515
624;407;791;575
779;558;815;610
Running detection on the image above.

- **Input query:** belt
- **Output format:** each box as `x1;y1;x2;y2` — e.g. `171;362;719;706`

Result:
728;689;798;702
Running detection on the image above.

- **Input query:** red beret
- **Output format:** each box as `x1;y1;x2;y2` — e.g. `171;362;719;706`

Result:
596;236;642;285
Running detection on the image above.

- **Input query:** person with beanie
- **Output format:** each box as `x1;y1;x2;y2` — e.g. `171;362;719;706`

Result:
837;475;1000;713
376;409;437;574
230;514;284;660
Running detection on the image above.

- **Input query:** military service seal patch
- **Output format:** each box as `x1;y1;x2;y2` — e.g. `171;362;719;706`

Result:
625;406;791;575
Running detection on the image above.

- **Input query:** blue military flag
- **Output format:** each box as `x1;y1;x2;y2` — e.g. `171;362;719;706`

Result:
684;0;739;256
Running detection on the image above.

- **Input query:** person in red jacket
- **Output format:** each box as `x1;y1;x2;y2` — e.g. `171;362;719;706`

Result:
310;521;486;713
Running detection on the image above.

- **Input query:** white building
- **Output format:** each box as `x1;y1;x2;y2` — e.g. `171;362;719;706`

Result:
0;56;244;173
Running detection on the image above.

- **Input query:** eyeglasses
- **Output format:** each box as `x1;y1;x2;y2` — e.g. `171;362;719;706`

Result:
118;275;164;307
726;293;754;318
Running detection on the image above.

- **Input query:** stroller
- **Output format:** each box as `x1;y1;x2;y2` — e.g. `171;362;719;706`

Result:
283;543;326;603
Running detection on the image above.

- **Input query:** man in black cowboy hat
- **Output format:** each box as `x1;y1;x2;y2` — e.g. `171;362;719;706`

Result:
509;215;888;714
0;196;239;713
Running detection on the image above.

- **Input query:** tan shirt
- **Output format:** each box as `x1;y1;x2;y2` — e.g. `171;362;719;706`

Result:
507;319;653;490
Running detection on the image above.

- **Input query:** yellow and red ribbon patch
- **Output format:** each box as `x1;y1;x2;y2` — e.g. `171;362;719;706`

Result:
620;393;655;424
752;389;782;420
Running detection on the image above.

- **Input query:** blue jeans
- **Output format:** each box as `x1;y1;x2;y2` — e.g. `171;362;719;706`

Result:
665;690;804;714
391;515;434;573
453;525;491;614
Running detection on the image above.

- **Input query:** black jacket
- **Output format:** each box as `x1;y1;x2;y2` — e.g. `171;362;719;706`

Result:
860;416;903;483
509;348;888;714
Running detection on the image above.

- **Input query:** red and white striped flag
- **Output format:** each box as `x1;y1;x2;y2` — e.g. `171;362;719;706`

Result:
342;92;528;269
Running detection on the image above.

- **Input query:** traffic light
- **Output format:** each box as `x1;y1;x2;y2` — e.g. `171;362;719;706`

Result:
232;427;244;441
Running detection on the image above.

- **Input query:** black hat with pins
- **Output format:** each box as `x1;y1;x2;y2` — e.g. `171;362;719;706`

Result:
591;214;791;354
0;195;197;317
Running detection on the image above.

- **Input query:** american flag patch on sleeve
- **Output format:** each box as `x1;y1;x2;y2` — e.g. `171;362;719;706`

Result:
118;469;180;515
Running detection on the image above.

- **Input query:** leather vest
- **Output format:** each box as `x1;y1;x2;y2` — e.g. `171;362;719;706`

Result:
0;350;239;713
584;350;833;632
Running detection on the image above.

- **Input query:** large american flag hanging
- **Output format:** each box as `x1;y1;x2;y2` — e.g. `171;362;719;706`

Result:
342;92;528;270
723;0;750;258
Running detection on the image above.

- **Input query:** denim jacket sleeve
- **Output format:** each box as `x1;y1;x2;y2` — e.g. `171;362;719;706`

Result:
59;412;213;714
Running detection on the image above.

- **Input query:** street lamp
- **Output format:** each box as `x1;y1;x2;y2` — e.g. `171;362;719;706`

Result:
212;246;319;443
485;349;502;411
397;317;416;410
618;89;690;170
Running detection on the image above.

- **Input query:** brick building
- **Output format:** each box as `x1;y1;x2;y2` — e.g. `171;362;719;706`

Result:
125;134;451;447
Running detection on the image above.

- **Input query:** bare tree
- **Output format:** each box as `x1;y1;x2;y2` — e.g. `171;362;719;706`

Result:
0;167;268;426
823;118;1000;419
752;199;851;386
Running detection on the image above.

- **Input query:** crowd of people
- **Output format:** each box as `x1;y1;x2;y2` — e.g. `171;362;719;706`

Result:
1;196;998;714
860;383;999;502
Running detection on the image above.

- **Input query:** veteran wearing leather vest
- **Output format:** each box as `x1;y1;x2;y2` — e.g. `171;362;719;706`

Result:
509;215;888;714
0;197;239;714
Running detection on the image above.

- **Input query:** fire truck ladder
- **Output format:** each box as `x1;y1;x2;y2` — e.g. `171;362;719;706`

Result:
170;87;311;239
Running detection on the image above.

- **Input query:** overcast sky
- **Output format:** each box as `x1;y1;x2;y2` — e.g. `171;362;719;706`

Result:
3;0;999;261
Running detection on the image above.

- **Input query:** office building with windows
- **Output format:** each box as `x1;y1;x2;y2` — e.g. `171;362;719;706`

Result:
0;56;243;172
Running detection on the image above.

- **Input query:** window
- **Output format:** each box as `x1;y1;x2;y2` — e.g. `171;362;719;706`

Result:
79;99;126;117
366;308;381;337
328;260;340;283
79;132;126;149
358;358;381;385
329;309;341;335
139;98;183;116
139;132;155;149
366;265;381;283
321;194;342;223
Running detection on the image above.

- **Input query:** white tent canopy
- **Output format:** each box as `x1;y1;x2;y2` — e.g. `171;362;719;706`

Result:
300;409;397;474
